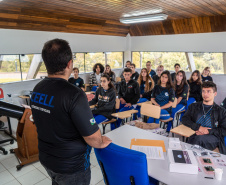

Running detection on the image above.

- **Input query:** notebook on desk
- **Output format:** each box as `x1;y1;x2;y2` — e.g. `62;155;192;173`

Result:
130;138;166;152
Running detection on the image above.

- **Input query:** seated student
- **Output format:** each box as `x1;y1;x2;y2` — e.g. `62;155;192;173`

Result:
120;60;131;80
136;68;155;117
152;65;164;85
104;64;116;83
68;67;85;91
187;70;202;105
182;81;226;154
146;61;156;77
171;63;180;82
116;68;140;128
166;70;188;132
89;63;104;91
130;63;139;81
201;67;213;82
89;74;116;126
147;70;175;125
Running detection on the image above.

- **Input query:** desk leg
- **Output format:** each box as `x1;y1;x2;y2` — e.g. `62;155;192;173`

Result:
4;117;16;141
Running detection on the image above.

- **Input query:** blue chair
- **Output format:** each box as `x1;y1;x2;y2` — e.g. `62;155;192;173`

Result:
94;143;158;185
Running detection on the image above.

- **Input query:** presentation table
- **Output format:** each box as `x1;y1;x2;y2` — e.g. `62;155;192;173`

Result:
105;125;226;185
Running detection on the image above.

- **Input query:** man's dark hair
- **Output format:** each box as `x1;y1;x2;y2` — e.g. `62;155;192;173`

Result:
131;63;136;68
73;67;79;73
146;61;151;64
93;63;104;73
123;68;132;73
202;81;217;92
174;63;180;68
42;39;72;75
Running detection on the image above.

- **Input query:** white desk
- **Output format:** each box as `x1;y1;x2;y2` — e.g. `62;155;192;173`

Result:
105;125;226;185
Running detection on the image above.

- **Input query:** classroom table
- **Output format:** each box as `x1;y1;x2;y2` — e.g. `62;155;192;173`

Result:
105;125;226;185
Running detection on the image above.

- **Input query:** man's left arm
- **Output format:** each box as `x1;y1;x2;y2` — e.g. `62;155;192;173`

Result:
209;108;226;137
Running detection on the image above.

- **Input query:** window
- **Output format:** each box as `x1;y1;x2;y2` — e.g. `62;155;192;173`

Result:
106;52;123;69
132;52;188;71
73;53;85;73
132;52;141;68
20;54;33;80
36;61;47;79
85;52;105;72
0;55;21;83
193;53;223;74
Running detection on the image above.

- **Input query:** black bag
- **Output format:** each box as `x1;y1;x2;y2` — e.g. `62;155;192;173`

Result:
220;98;226;109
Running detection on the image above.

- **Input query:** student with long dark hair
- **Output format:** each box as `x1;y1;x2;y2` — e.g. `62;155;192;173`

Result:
89;63;104;91
147;70;175;125
188;70;202;104
166;70;189;132
104;64;116;83
89;74;116;126
136;68;155;117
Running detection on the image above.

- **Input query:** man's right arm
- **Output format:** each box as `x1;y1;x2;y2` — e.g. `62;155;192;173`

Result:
83;129;112;148
182;104;200;131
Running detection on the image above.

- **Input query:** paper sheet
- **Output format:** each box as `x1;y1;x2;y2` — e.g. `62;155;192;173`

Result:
131;145;165;160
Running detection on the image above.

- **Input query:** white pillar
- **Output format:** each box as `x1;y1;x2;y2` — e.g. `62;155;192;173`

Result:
223;53;226;75
185;52;196;72
124;33;131;67
26;54;42;79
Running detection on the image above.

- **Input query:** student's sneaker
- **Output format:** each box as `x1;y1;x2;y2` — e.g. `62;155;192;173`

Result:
163;132;169;137
0;121;4;129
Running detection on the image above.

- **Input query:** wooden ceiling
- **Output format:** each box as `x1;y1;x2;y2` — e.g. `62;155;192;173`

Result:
0;0;225;36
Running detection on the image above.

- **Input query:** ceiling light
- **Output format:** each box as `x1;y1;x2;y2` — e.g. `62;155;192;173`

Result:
123;9;162;17
120;14;168;24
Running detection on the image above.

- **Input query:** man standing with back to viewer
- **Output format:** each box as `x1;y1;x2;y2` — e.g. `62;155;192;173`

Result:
182;81;226;154
31;39;112;185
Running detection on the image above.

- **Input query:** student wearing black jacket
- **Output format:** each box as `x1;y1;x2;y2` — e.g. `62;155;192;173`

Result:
136;68;155;117
130;63;139;81
182;82;226;154
171;63;180;82
167;70;188;132
89;74;116;126
152;65;164;85
201;67;213;82
187;70;202;108
68;67;85;91
116;68;140;128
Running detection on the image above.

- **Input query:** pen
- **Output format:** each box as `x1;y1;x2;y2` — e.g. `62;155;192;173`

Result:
205;177;214;179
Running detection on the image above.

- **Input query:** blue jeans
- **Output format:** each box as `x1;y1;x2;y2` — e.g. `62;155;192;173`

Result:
136;98;149;118
186;97;196;110
43;165;91;185
112;103;134;130
166;103;185;132
147;109;170;124
91;86;98;92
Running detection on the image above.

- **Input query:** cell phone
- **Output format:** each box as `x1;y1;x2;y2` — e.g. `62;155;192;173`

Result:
203;158;212;164
204;166;214;172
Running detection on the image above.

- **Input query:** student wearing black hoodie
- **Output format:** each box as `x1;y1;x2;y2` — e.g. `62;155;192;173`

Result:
89;74;116;125
130;63;139;81
116;68;140;128
187;70;202;109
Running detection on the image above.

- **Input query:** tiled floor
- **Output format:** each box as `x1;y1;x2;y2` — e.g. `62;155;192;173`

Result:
0;124;112;185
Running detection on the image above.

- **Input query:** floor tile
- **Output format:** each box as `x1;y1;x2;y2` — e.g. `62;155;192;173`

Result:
90;153;98;167
37;165;50;179
32;161;42;169
3;179;21;185
97;180;105;185
0;162;6;173
34;178;51;185
17;169;46;185
1;156;19;170
8;164;36;178
0;170;15;185
90;166;103;185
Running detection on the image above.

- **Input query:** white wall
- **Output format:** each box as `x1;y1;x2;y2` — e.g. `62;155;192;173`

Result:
0;29;127;54
131;32;226;52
